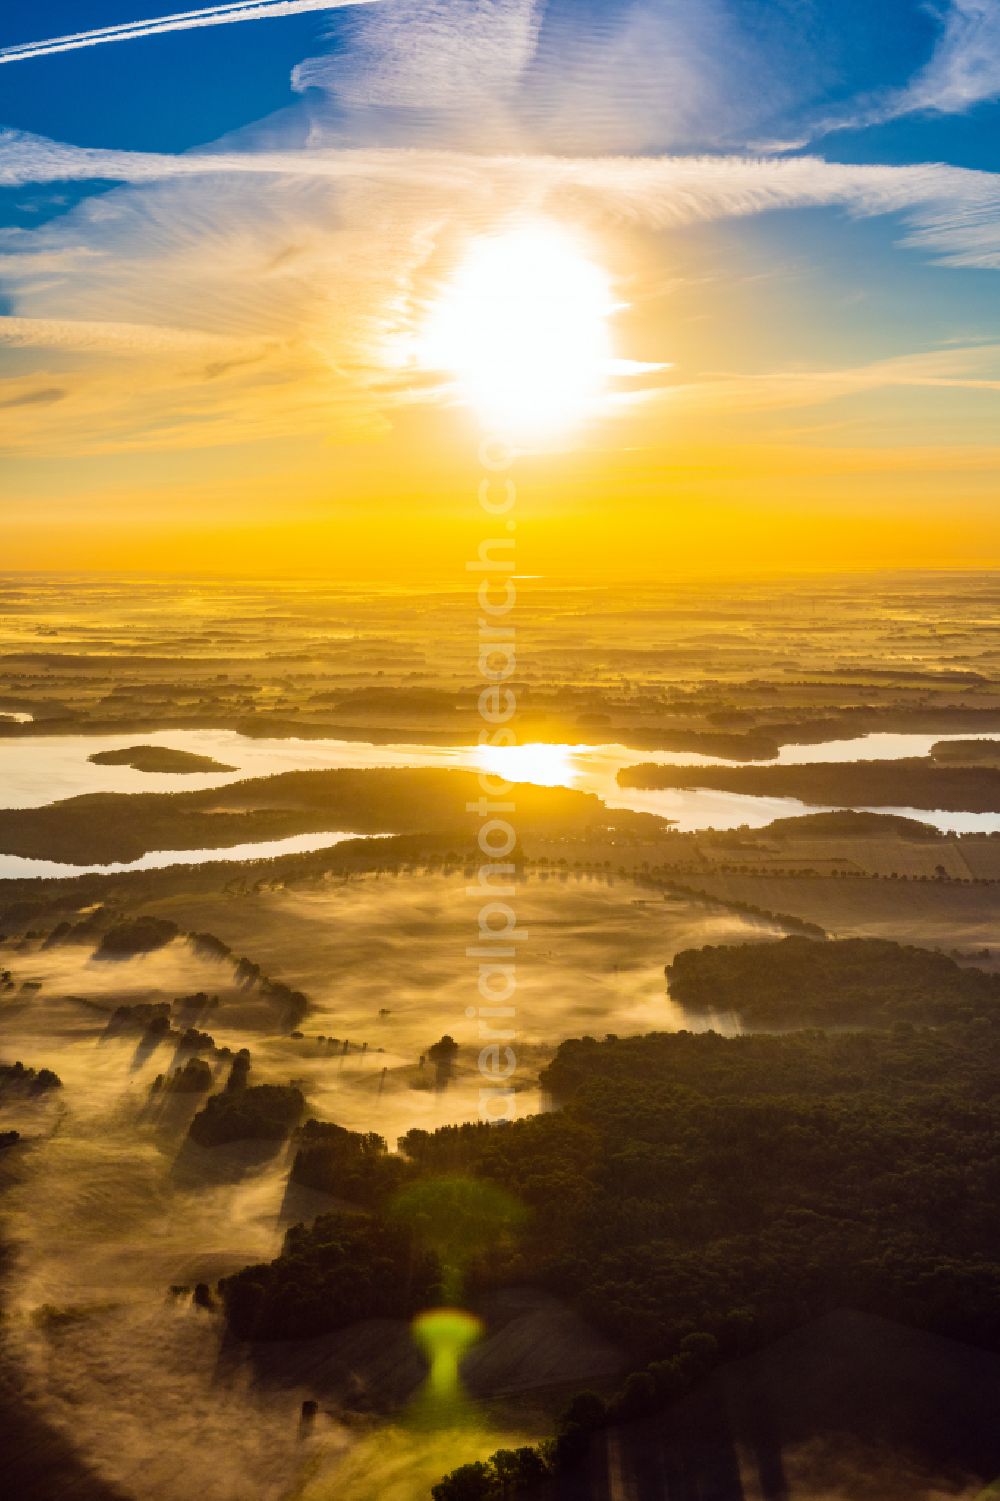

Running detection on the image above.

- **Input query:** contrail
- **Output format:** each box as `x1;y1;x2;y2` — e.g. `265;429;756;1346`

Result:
0;0;378;66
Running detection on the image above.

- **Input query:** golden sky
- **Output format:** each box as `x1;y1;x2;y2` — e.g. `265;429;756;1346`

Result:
2;0;1000;576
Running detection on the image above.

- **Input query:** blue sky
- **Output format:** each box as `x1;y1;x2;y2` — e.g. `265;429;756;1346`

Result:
2;2;998;162
0;4;333;155
0;1;999;574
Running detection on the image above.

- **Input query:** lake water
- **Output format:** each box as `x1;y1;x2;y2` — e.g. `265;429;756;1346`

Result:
0;728;995;876
0;830;375;880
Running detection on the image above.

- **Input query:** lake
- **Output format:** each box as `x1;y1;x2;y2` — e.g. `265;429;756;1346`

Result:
0;727;995;876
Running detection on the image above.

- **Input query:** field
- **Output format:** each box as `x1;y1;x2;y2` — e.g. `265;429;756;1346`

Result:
5;573;1000;757
675;872;1000;955
584;1311;1000;1501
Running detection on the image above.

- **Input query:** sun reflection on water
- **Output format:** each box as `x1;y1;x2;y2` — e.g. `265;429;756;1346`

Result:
475;740;579;789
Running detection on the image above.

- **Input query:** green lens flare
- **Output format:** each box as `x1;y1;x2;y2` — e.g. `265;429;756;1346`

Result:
412;1307;484;1404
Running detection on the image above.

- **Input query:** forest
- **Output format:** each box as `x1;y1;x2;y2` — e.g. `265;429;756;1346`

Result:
666;936;1000;1026
0;767;656;865
431;1017;1000;1495
212;1011;1000;1496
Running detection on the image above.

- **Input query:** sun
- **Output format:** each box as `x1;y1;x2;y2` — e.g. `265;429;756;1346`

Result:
421;222;618;440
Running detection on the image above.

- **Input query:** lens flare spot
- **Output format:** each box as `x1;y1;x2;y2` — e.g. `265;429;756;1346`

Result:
412;1308;484;1405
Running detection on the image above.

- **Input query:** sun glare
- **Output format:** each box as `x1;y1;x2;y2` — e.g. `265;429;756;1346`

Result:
421;223;618;440
476;741;579;788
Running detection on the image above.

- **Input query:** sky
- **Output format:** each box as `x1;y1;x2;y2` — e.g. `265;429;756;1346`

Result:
0;0;999;578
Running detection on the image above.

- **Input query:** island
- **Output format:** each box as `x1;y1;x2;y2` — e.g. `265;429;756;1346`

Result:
618;756;1000;813
88;745;236;774
931;739;1000;766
